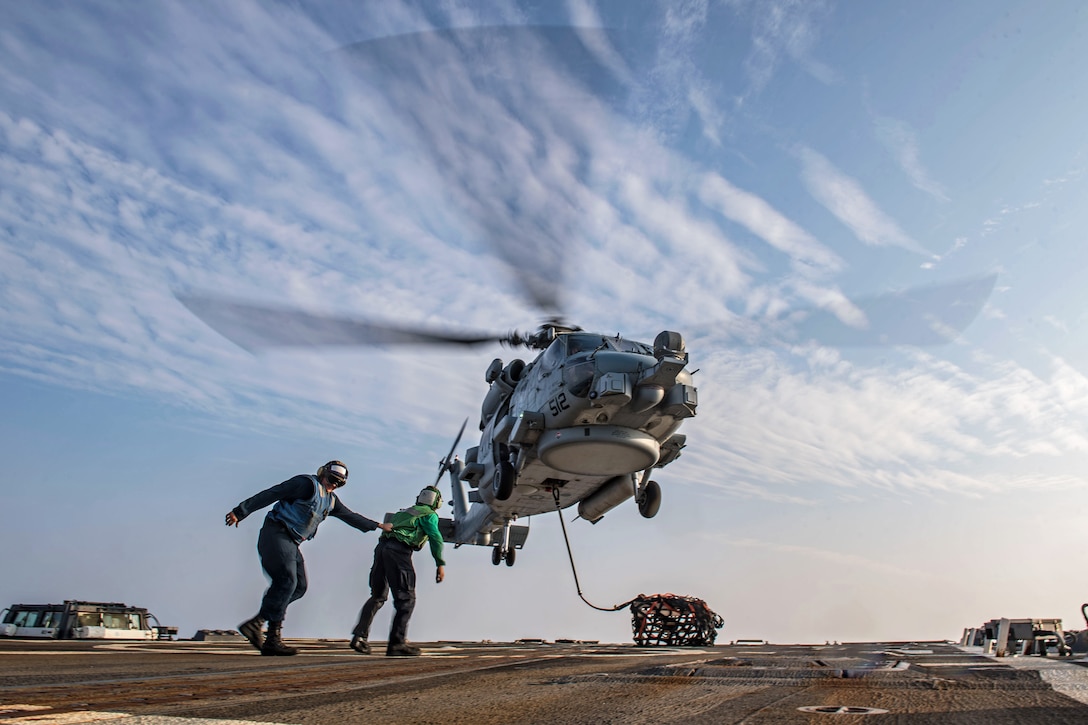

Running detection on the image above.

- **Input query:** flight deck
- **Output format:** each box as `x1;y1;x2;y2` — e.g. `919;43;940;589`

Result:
3;638;1088;723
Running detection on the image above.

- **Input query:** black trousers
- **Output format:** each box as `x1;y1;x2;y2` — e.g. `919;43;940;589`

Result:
352;538;416;646
256;520;307;623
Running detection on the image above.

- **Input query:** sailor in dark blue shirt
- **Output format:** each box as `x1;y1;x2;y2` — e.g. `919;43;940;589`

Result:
225;460;391;655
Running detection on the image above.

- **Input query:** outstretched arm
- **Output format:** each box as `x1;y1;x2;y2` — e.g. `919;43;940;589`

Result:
226;475;313;526
330;496;392;533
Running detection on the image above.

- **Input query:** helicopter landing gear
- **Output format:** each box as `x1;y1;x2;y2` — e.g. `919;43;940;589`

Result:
637;480;662;519
491;519;517;566
491;546;516;566
495;459;516;500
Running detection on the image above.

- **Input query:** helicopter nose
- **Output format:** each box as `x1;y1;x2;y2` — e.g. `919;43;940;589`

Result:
629;384;665;413
588;372;631;406
639;354;686;388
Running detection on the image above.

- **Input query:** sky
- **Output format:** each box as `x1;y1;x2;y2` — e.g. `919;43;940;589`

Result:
2;0;1088;646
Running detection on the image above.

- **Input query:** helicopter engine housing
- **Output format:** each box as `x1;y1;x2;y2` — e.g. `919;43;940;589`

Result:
479;359;527;429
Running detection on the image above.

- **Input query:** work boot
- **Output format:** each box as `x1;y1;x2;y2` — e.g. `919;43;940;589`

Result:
238;615;265;652
386;643;421;657
349;636;370;655
261;621;298;656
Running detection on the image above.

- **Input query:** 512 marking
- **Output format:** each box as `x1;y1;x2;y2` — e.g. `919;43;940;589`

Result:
547;393;570;416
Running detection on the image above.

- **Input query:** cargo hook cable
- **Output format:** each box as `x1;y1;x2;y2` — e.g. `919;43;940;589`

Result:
552;487;634;613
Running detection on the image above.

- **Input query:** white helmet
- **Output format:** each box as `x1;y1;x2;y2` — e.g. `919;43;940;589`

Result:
416;486;443;509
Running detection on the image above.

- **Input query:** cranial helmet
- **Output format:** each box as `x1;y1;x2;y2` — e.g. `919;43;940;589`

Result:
318;460;349;487
416;485;443;510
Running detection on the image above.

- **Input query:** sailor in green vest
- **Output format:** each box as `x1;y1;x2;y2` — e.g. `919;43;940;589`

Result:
350;485;446;656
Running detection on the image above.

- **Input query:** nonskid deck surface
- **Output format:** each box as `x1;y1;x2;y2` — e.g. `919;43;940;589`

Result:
2;639;1088;723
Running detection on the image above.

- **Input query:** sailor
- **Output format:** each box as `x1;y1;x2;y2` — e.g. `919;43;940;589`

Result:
350;485;446;656
225;460;392;656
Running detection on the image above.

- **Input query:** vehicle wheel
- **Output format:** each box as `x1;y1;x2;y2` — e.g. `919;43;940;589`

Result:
495;460;516;500
638;480;661;519
492;546;503;566
505;547;516;567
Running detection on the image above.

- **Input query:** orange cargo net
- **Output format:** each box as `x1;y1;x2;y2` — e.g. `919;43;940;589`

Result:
629;593;724;646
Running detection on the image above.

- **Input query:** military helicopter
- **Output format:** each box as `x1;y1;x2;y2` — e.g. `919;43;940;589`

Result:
442;323;696;566
177;291;698;566
177;25;996;565
180;271;993;567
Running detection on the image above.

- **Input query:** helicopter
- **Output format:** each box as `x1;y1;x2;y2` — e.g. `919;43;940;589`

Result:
176;25;997;566
440;322;696;566
179;271;994;567
176;293;698;566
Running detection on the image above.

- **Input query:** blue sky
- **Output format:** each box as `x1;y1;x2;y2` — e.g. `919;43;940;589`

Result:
2;0;1087;645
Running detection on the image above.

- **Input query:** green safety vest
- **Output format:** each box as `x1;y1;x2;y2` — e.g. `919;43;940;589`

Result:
385;505;433;550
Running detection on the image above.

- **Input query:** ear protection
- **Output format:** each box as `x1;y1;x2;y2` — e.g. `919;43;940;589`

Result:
317;460;349;487
416;486;443;509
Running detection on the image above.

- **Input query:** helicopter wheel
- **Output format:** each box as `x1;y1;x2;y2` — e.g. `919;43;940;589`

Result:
504;547;516;567
495;460;516;500
638;480;662;519
491;547;503;566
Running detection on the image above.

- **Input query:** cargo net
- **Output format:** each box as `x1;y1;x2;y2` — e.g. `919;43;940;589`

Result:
629;593;724;647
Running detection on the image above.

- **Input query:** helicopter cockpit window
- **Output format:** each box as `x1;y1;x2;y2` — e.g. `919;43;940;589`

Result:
539;335;567;369
563;360;595;397
566;334;652;356
611;337;654;355
566;333;609;354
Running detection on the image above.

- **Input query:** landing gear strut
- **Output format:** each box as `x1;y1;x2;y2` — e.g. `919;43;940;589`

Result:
634;472;662;519
491;519;516;566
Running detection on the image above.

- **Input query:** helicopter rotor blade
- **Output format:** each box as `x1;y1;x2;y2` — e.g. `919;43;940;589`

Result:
181;274;996;353
433;417;469;489
335;28;998;352
338;27;631;320
177;294;515;350
709;273;997;348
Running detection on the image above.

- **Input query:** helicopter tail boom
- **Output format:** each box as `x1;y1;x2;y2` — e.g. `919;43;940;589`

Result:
447;457;471;525
444;457;530;552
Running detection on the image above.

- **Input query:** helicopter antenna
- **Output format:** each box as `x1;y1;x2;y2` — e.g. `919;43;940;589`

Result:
433;418;468;489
